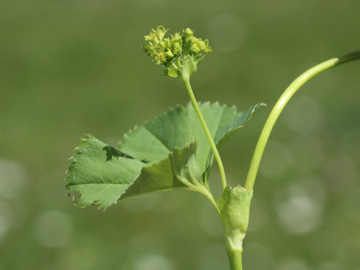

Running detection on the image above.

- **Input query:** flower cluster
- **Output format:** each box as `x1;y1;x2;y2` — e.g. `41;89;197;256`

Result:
182;28;212;56
143;26;182;66
143;26;212;79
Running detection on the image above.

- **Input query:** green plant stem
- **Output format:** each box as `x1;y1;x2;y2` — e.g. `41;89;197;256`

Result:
245;50;360;192
182;78;228;190
197;187;221;216
225;242;243;270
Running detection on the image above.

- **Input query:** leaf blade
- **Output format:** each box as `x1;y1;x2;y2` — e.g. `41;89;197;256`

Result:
66;135;145;209
66;102;265;209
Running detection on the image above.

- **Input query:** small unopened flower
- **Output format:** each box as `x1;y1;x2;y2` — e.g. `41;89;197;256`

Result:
182;28;212;55
143;25;182;66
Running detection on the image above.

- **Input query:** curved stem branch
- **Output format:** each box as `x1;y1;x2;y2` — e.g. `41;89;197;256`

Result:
182;78;228;190
244;50;360;192
200;187;221;216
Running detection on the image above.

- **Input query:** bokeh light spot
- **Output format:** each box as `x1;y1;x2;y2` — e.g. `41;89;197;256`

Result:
274;177;326;234
0;202;13;237
0;159;27;199
318;262;344;270
32;210;73;247
134;254;176;270
278;257;308;270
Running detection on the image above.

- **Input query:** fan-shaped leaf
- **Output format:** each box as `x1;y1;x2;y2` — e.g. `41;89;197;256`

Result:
66;102;264;209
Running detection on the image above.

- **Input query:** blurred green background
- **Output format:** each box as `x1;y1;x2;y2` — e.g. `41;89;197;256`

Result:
1;0;360;269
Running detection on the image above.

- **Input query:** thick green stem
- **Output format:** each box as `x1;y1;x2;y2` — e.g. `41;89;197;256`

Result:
245;50;360;192
219;186;252;270
182;78;228;189
226;243;243;270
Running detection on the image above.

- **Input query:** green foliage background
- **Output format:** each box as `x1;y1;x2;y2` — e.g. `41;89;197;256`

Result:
1;0;360;269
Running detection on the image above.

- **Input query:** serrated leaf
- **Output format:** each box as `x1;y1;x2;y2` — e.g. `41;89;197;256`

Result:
66;102;265;209
66;135;144;208
119;102;265;176
66;139;200;208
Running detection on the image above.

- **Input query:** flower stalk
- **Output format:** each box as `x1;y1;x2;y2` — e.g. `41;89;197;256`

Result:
182;78;228;190
245;50;360;192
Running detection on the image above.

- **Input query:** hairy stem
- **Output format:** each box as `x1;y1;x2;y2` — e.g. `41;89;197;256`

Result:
245;50;360;192
182;78;228;190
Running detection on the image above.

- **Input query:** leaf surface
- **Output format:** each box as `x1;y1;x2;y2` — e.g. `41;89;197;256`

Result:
66;136;144;208
66;102;264;209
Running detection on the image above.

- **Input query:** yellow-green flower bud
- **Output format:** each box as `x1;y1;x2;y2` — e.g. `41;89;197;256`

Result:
190;44;200;53
144;25;212;78
156;52;166;64
165;50;174;58
156;25;167;40
164;38;171;47
184;28;194;37
172;33;182;42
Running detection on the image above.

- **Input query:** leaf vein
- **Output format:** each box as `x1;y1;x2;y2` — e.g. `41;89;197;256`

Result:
143;126;172;152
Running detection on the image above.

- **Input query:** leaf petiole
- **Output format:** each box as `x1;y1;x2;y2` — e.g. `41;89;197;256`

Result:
195;186;221;216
